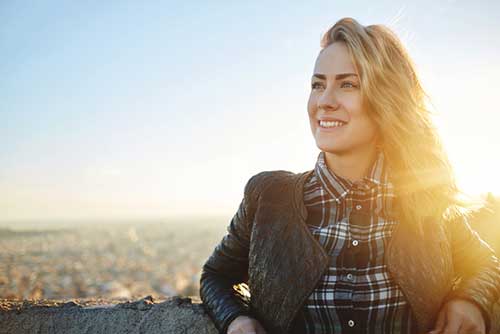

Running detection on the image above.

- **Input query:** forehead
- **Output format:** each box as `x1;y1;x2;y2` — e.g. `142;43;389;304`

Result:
313;42;358;76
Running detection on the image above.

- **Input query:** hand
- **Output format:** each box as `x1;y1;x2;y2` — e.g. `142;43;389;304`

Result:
227;315;267;334
427;298;486;334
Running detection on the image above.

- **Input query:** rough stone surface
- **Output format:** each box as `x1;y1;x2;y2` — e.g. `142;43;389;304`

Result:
0;295;218;334
0;295;498;334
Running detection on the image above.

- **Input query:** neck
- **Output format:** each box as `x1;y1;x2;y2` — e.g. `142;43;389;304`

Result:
324;144;379;182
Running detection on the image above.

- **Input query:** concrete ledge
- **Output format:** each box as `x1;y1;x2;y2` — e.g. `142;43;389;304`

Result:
0;295;218;334
1;296;499;334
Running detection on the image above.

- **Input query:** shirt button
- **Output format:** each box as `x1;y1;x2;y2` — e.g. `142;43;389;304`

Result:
346;273;353;280
355;204;362;210
348;320;355;327
352;240;359;246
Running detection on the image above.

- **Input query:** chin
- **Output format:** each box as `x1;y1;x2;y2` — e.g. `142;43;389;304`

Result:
314;135;335;148
316;141;347;155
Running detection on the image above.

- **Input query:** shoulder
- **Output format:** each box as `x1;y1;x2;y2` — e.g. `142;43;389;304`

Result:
440;204;492;251
441;204;476;233
439;204;468;235
442;204;466;222
243;170;299;200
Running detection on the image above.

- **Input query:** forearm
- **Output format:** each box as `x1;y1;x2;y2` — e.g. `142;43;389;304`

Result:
200;267;252;334
445;253;500;333
199;179;256;333
447;212;500;333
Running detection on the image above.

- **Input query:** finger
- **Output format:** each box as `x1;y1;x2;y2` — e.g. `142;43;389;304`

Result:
442;313;462;334
236;327;256;334
239;325;257;334
231;323;256;334
233;327;252;334
457;322;483;334
428;308;447;334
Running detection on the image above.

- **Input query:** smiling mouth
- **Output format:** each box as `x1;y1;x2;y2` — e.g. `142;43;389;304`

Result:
318;120;347;128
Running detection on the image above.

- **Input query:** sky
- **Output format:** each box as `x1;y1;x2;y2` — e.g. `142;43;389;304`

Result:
1;0;499;223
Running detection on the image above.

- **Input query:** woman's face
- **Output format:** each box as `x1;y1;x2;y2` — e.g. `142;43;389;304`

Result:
307;42;379;156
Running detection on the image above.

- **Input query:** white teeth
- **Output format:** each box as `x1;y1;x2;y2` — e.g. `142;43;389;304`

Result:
319;120;346;128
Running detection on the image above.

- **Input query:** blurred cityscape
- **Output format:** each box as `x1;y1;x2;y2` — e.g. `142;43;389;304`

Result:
0;194;499;301
0;218;227;301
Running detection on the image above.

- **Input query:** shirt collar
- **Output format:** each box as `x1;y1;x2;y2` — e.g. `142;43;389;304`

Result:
314;150;390;202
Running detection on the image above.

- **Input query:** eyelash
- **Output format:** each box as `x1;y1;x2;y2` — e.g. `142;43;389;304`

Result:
311;82;358;89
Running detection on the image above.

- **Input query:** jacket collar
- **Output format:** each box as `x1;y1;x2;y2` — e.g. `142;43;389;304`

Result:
313;150;390;203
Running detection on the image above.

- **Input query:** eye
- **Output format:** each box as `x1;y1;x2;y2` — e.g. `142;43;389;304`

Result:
341;81;358;88
311;82;324;90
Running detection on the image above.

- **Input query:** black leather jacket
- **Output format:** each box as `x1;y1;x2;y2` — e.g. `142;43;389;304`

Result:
199;170;500;334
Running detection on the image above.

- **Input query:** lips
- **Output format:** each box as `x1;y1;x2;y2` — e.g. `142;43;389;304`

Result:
317;117;348;123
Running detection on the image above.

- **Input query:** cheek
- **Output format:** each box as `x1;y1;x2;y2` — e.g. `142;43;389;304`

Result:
307;93;316;115
307;96;317;133
343;96;363;114
358;117;379;138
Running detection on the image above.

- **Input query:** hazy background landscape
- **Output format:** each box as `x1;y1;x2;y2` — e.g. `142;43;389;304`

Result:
0;218;226;300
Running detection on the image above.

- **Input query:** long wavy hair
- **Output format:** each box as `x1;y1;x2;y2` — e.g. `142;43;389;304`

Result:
320;17;478;235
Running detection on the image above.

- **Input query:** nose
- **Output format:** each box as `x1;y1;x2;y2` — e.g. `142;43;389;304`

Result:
318;87;340;111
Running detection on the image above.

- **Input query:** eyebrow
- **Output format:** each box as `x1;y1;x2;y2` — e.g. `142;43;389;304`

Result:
312;73;358;80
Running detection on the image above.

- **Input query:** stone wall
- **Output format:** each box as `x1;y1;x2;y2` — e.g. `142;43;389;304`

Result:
0;296;218;334
1;295;499;334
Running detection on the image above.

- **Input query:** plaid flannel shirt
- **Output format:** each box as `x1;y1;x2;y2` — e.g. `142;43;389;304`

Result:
300;150;419;334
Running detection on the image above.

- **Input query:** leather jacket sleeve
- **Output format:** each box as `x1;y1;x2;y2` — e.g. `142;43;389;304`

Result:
199;173;263;334
443;213;500;334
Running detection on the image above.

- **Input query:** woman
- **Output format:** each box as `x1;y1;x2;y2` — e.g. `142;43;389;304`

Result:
199;17;500;334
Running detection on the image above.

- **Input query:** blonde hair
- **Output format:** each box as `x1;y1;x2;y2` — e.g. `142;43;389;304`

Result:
320;17;477;234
